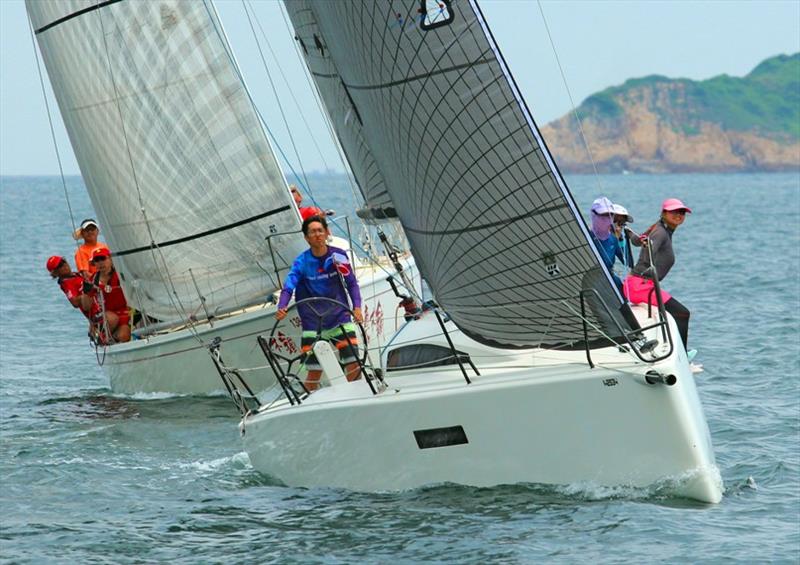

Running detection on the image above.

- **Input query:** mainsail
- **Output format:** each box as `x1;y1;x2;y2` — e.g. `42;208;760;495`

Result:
285;0;634;348
28;0;306;322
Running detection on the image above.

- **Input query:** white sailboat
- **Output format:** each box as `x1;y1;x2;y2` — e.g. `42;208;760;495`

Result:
227;0;722;503
26;0;417;395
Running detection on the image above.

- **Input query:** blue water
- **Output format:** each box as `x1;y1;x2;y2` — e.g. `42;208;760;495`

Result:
1;173;799;563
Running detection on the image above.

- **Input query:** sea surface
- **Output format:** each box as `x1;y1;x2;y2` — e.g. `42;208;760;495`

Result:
1;173;799;563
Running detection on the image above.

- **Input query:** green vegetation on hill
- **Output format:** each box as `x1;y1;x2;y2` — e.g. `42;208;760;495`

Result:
580;53;800;140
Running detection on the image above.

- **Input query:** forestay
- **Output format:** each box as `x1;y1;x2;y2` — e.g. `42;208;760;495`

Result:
285;0;634;348
28;0;306;322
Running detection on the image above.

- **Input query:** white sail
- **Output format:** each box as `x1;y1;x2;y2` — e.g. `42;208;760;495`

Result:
28;0;306;322
285;0;634;348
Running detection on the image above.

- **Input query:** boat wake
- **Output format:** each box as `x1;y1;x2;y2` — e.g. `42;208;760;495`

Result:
36;391;235;422
178;452;283;488
554;466;724;505
37;392;140;420
398;467;725;506
113;391;194;401
178;451;250;474
723;475;758;495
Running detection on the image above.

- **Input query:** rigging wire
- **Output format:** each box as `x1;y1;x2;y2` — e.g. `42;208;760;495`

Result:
206;2;421;303
276;2;364;208
27;15;78;240
241;0;313;198
276;4;422;302
244;0;335;176
556;299;646;364
272;2;416;283
535;0;603;189
203;2;319;209
205;1;413;333
201;1;418;308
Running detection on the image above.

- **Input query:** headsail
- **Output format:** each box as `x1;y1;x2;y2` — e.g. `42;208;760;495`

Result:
285;0;634;348
28;0;306;322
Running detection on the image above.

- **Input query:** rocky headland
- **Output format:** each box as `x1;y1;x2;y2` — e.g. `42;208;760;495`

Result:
541;53;800;173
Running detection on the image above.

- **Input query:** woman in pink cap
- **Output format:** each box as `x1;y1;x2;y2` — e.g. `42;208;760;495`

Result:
623;198;693;353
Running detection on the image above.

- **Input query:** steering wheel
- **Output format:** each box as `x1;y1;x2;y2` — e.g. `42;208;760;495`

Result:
266;296;369;373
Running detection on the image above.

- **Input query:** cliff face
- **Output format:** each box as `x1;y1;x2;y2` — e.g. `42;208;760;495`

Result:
541;54;800;173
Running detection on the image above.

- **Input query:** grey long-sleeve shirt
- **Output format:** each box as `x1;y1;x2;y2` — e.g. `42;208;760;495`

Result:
631;220;675;281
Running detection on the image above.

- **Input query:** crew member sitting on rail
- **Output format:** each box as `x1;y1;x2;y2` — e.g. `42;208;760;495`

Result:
624;198;694;354
275;215;363;391
82;247;131;344
290;184;334;221
73;218;110;281
46;255;91;320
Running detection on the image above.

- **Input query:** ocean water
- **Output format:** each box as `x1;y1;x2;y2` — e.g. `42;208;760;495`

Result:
1;173;798;563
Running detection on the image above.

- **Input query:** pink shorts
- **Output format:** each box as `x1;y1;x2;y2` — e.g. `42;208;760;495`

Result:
623;275;672;306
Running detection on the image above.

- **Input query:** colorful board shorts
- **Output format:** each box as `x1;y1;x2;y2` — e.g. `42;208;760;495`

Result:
300;322;359;371
623;275;672;306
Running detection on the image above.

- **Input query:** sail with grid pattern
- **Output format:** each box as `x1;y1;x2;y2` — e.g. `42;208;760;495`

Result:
27;0;306;323
284;0;634;348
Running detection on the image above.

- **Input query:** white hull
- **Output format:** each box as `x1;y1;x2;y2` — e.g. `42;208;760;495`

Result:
240;305;722;503
102;257;415;395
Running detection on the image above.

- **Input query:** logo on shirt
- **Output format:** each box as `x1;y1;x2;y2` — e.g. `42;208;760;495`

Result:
324;253;351;276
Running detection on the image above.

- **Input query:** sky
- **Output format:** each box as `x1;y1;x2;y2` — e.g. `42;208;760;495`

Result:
1;0;798;176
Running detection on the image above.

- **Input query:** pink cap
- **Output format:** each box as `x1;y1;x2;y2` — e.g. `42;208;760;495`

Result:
662;198;692;213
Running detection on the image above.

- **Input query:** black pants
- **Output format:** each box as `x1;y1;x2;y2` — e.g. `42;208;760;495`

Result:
665;297;690;350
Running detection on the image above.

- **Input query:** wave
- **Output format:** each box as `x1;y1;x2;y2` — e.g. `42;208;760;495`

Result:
374;465;726;508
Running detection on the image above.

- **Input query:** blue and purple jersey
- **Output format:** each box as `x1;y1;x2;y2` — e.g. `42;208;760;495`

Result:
277;246;361;331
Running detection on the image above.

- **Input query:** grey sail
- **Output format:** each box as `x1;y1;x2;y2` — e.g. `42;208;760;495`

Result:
27;0;306;322
285;0;634;348
285;2;394;217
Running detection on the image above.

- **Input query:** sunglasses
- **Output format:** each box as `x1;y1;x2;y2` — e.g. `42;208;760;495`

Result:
668;209;688;216
92;256;109;263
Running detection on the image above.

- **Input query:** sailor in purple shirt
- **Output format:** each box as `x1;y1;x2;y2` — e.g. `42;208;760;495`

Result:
276;216;363;390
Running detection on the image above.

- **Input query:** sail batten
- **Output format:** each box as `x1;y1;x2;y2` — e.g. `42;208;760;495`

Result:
28;0;306;322
113;205;293;257
286;0;633;348
341;59;494;91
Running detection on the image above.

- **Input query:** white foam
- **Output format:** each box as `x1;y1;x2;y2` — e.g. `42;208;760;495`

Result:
555;465;723;502
113;391;192;400
178;451;249;473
